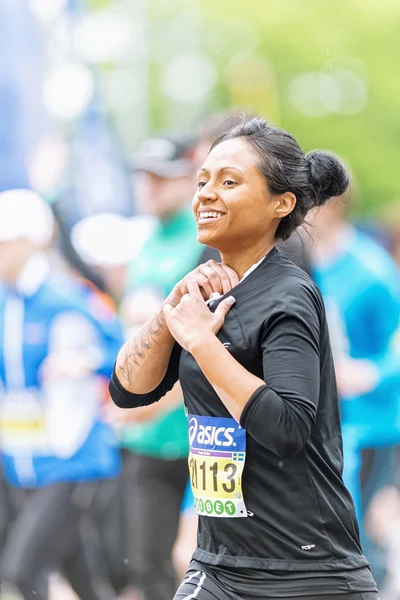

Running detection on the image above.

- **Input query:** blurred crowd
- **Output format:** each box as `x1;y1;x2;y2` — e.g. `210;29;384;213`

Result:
0;109;399;600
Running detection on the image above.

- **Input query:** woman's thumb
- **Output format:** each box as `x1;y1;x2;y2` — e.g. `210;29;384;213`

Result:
215;296;236;320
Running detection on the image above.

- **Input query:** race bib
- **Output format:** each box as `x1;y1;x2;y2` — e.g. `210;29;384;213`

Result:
188;414;248;518
0;391;49;455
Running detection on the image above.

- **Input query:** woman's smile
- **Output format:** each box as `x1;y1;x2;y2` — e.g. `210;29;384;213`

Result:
197;209;226;225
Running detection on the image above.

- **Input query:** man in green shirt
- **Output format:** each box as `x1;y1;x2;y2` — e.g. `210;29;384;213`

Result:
119;133;217;600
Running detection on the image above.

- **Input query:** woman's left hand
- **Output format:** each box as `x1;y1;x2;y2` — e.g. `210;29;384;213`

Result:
163;279;235;353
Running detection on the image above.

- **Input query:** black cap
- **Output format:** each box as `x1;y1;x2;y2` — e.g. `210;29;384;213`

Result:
130;134;196;178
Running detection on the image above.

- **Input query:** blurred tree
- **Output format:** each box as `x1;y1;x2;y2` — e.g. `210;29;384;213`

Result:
79;0;400;213
198;0;400;213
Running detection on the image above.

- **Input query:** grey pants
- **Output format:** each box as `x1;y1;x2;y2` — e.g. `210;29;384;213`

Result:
0;481;116;600
121;451;188;600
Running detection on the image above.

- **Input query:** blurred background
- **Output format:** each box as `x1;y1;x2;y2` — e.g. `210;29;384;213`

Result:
0;0;400;599
4;0;400;221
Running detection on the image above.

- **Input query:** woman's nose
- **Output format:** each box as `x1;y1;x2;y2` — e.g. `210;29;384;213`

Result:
197;183;218;203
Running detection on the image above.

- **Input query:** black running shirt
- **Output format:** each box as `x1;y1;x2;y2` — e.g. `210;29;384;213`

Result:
110;248;376;592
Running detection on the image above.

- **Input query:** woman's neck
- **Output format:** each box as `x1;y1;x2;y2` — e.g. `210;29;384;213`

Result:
220;239;276;281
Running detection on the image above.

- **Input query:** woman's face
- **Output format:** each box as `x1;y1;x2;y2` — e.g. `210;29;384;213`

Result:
192;137;283;252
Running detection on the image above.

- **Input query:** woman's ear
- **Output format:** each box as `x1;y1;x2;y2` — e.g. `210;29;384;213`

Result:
275;193;296;219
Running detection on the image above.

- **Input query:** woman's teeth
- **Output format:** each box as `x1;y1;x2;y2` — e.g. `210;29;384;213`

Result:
199;212;223;220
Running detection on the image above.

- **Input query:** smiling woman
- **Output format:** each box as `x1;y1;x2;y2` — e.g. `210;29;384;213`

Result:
109;117;378;600
192;118;348;275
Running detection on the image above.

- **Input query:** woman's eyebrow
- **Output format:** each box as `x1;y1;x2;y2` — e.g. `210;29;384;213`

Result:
220;166;244;174
198;166;244;176
197;167;209;175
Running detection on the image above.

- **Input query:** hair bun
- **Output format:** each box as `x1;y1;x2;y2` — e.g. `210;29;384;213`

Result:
306;150;350;207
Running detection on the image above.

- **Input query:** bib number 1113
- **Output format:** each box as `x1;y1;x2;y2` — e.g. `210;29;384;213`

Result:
189;457;237;494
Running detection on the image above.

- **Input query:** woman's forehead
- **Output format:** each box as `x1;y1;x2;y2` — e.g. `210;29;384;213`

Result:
202;138;258;173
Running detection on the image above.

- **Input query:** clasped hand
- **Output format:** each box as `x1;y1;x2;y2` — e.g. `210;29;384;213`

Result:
164;260;238;353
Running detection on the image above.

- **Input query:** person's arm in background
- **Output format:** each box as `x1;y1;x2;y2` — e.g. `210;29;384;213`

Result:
51;200;108;294
362;278;400;389
85;291;125;378
41;310;114;458
335;277;400;399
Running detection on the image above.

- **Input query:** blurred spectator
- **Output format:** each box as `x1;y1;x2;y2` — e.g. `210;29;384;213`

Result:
70;211;157;595
115;133;218;600
172;480;198;582
381;198;400;266
0;190;123;600
71;212;155;303
51;199;110;296
308;193;400;587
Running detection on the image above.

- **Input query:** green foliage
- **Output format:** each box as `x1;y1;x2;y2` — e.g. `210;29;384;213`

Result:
85;0;400;213
87;0;111;8
198;0;400;213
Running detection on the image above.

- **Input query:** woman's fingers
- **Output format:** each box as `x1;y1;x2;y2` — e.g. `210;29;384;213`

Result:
178;262;239;302
219;263;240;289
204;260;233;295
186;279;204;300
195;274;214;299
198;261;239;296
181;273;213;299
197;263;224;295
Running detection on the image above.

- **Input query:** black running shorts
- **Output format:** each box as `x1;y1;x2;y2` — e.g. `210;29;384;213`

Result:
173;567;379;600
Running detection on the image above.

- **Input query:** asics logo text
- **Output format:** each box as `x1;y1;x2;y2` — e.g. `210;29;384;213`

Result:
188;417;235;447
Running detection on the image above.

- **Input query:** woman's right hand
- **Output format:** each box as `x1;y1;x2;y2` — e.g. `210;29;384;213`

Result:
170;260;239;303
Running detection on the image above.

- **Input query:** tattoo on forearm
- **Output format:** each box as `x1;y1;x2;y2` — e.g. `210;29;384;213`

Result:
118;297;178;384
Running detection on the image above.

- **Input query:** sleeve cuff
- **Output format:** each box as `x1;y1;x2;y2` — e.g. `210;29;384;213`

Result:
240;384;268;430
109;364;141;407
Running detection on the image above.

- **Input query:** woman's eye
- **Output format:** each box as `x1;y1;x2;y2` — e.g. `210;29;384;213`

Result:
197;181;207;189
223;180;236;187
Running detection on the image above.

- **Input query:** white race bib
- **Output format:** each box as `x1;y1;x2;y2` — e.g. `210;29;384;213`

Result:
0;390;49;455
188;414;248;518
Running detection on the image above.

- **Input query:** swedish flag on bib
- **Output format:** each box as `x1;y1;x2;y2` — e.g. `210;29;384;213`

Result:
233;452;245;461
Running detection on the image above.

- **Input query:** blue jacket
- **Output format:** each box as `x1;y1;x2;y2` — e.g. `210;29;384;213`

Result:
0;255;122;487
313;227;400;445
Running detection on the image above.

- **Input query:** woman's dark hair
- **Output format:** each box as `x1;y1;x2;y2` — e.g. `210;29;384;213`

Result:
210;117;350;240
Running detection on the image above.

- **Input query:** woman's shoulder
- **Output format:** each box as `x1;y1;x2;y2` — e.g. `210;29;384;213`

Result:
234;251;323;331
268;248;320;291
277;235;312;276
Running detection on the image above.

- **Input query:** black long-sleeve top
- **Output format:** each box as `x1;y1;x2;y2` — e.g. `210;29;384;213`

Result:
110;248;374;587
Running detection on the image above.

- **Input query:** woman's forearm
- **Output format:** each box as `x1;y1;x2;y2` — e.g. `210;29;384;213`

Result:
190;335;318;458
116;294;179;394
190;336;264;421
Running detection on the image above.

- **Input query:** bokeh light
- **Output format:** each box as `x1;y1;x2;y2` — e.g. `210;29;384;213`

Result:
72;11;134;64
43;63;95;120
29;0;67;24
288;66;368;117
161;53;217;102
27;133;68;195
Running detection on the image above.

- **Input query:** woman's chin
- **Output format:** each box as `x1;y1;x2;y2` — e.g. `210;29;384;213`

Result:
197;224;229;250
197;229;215;246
